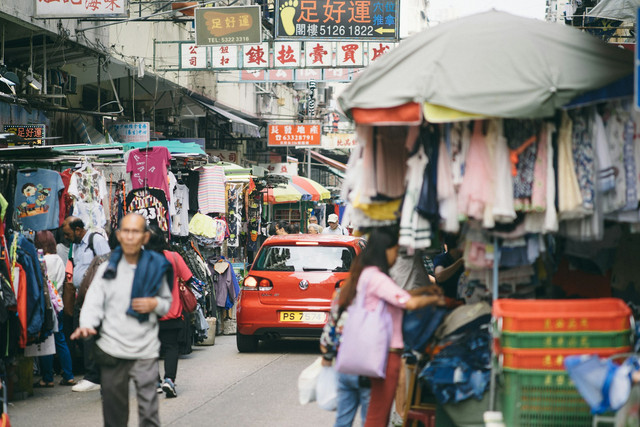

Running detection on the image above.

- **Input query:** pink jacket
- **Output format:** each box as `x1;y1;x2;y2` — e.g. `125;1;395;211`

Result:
358;266;410;349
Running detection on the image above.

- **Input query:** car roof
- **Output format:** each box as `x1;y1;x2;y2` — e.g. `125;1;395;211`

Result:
262;234;362;246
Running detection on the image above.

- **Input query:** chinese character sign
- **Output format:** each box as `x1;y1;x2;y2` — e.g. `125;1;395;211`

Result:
212;45;238;68
336;42;363;66
36;0;127;17
242;43;270;68
111;122;150;143
275;0;398;40
268;124;321;146
195;6;262;45
321;132;357;149
305;42;333;67
366;42;394;63
181;44;208;69
274;42;301;67
3;124;46;146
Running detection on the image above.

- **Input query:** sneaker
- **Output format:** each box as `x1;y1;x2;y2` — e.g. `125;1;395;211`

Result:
157;382;163;394
71;379;100;392
162;378;177;398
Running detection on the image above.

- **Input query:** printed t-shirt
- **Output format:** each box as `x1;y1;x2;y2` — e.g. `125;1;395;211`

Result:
126;147;171;198
15;169;64;231
171;183;190;236
68;167;108;230
126;188;170;232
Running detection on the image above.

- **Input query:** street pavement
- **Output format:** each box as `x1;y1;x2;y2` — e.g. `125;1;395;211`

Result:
9;336;337;426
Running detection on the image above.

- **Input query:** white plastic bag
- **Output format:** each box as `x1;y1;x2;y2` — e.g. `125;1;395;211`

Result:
298;357;322;405
316;365;338;411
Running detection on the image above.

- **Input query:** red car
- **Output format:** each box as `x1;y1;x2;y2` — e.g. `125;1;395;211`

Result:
236;234;365;352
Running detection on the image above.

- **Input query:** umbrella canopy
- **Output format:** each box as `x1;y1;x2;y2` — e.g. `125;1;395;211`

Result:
338;11;633;120
587;0;640;21
262;176;331;204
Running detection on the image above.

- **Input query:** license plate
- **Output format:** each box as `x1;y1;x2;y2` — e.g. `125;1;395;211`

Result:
279;311;327;324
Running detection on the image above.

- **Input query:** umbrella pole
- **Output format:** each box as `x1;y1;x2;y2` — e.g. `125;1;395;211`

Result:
489;236;500;412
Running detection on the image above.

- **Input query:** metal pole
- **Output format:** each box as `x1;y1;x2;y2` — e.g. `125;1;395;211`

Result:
42;35;47;95
307;148;311;178
489;235;500;412
97;57;101;113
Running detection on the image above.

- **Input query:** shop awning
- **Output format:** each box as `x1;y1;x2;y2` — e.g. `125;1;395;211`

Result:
121;140;205;156
222;162;255;182
309;150;347;172
262;175;331;204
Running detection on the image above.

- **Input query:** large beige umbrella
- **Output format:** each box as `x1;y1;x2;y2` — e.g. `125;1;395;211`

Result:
339;11;633;120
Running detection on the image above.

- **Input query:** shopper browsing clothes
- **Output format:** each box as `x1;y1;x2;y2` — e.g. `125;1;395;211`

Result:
433;233;465;300
33;231;76;388
337;227;445;426
71;213;173;427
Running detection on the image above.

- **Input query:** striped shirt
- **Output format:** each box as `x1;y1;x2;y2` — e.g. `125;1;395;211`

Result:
198;166;226;214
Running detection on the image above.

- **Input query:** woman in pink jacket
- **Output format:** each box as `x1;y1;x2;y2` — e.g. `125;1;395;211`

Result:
338;227;444;426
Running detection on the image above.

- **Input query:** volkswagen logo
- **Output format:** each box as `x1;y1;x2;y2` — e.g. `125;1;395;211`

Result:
299;280;309;290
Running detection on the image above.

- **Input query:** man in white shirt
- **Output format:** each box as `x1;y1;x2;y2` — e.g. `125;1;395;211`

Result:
72;213;172;427
322;213;348;235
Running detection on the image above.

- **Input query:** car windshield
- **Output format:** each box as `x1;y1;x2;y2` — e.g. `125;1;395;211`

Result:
254;245;356;272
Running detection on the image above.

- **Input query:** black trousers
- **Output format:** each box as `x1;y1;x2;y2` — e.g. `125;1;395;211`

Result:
159;319;182;382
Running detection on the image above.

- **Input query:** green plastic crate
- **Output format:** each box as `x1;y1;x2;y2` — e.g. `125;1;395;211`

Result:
500;330;632;349
501;369;592;427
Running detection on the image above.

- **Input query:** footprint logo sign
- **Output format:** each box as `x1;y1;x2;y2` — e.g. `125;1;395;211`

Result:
279;0;298;36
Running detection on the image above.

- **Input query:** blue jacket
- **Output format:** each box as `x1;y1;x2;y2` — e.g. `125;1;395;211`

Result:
103;246;173;322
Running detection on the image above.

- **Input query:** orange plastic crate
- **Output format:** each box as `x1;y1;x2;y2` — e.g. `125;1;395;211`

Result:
500;347;631;370
493;298;631;333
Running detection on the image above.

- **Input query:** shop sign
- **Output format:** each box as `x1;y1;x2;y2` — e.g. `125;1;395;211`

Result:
181;44;208;69
275;0;399;41
111;122;150;143
211;45;239;68
195;6;262;46
268;124;322;146
321;132;357;149
35;0;128;17
259;162;299;175
206;149;241;164
3;124;46;146
336;42;364;66
273;42;302;68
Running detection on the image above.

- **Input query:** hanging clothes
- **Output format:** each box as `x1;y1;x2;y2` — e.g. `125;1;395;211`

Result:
416;125;440;220
399;144;432;250
198;166;226;214
458;121;493;221
450;121;471;188
571;109;596;213
125;188;170;232
171;182;190;237
68;163;108;231
557;111;585;219
505;119;539;211
227;184;243;248
437;126;459;233
525;123;559;234
206;257;238;309
491;119;516;224
14;169;65;232
126;146;172;198
375;126;409;199
58;168;74;226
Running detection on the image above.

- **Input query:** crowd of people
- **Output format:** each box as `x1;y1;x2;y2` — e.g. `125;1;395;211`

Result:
270;214;351;237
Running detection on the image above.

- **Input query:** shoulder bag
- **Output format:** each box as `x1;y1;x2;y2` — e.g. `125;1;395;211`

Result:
179;279;198;313
334;276;392;378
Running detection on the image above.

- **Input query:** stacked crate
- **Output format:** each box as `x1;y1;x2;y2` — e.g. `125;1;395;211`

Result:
493;299;632;427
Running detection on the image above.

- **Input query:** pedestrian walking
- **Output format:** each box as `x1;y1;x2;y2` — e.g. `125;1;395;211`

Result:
322;214;348;235
71;213;173;427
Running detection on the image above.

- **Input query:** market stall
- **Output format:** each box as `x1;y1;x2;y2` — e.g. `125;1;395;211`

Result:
336;10;636;426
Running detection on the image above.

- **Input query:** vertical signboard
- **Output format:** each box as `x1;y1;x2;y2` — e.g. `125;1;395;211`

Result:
195;6;262;45
275;0;399;40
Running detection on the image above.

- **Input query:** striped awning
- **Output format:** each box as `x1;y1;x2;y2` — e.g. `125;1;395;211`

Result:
263;175;331;204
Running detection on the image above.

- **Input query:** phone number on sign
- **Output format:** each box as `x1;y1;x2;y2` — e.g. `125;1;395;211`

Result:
209;36;251;43
319;25;375;37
